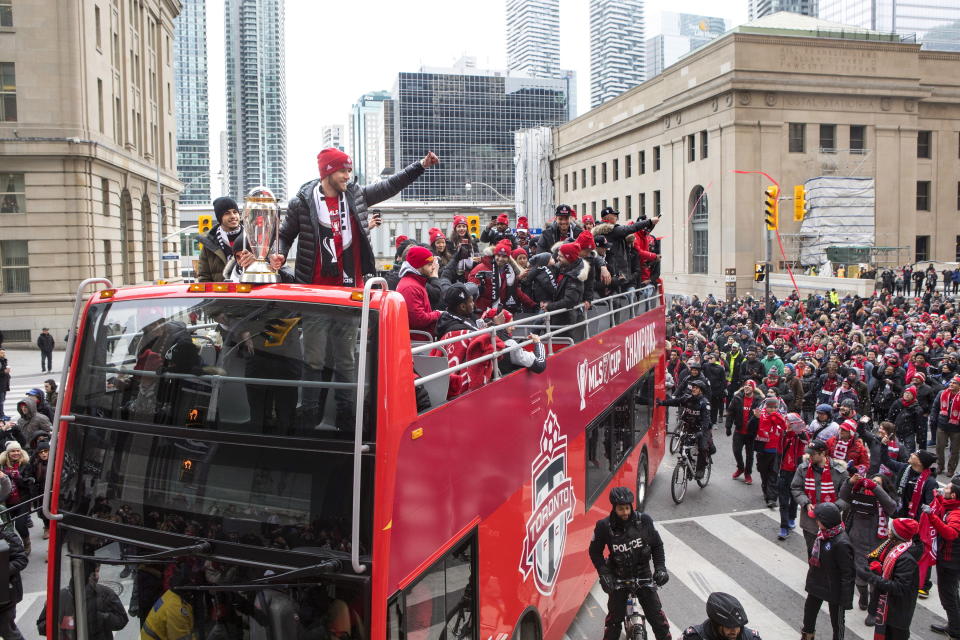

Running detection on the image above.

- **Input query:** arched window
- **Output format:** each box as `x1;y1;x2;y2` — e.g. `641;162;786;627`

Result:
689;186;708;274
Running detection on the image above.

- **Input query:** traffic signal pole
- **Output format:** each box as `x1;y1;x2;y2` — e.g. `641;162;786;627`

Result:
765;227;772;316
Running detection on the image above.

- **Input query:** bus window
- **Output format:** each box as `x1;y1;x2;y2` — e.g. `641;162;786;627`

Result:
392;533;477;639
586;412;615;504
634;370;655;442
70;297;378;440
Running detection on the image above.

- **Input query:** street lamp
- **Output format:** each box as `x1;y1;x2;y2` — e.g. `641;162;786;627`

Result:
464;181;510;201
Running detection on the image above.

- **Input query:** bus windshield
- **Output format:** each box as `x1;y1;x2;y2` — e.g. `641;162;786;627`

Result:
70;296;377;439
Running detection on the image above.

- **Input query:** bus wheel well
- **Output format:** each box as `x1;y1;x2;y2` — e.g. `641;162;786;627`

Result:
512;607;542;640
636;448;649;513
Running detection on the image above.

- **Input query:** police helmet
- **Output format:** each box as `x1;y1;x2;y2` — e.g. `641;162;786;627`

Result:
609;486;634;507
706;592;748;627
689;379;708;392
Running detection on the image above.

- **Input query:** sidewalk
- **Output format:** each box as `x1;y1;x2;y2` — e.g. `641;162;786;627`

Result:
1;347;66;380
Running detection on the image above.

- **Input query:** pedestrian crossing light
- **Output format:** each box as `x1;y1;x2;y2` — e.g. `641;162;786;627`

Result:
754;263;766;282
198;215;213;234
764;186;779;231
793;185;806;222
466;215;480;238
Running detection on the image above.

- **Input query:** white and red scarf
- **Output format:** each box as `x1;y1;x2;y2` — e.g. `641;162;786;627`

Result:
873;540;913;640
940;390;960;425
805;464;837;505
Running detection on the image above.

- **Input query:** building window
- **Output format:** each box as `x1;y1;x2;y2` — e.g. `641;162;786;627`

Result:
602;199;608;210
917;181;931;211
626;194;632;217
591;166;596;186
789;123;805;153
97;79;104;133
0;240;28;293
612;158;618;181
687;135;696;162
581;168;586;188
639;150;646;174
0;1;11;27
581;203;586;217
916;235;930;262
572;171;577;190
850;125;865;154
564;173;569;192
956;235;960;263
0;62;15;122
625;154;632;178
918;131;932;159
101;178;110;216
591;201;596;215
690;186;709;274
653;190;661;216
700;130;708;159
95;5;102;49
601;163;607;184
957;181;960;210
612;197;618;212
0;173;24;213
653;146;661;171
819;124;836;152
639;193;646;217
103;239;113;280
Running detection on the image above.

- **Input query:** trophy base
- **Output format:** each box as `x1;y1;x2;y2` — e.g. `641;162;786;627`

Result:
240;259;280;284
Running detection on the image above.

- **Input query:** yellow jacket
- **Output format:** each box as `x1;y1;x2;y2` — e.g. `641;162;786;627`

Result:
140;590;197;640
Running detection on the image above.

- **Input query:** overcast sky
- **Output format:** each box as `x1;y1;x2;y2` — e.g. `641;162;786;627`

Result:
204;0;748;196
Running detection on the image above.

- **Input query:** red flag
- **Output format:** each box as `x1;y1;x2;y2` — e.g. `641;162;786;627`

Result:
918;495;941;586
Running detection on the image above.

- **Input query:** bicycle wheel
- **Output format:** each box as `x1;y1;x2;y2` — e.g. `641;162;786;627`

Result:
671;461;688;504
631;620;648;640
696;455;712;488
669;431;680;454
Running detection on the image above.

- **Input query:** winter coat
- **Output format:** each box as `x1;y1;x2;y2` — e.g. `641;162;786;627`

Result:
592;220;653;280
702;362;726;399
15;397;50;449
37;583;128;639
0;528;25;606
804;526;855;608
479;226;516;247
723;350;746;388
520;259;558;307
825;435;870;469
543;258;589;326
396;268;441;335
280;161;425;284
931;388;960;435
0;357;8;394
760;355;785;375
536;221;582;254
675;371;712;399
838;478;897;575
589;510;666;580
791;459;850;534
860;542;920;630
880;446;938;518
784;375;804;413
887;400;924;438
466;258;534;313
196;226;231;283
931;498;960;570
741;359;766;384
725;389;764;435
36;333;55;353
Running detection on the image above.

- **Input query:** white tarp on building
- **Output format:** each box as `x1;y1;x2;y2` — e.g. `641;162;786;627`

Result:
514;127;554;229
798;176;875;266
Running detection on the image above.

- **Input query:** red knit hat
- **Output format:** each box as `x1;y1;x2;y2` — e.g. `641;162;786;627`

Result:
453;215;467;226
481;307;513;323
839;419;857;433
406;246;434;269
395;235;408;249
558;243;580;263
511;248;527;259
911;371;926;384
576;230;595;251
317;148;352;179
582;215;594;225
428;228;445;245
496;213;509;225
516;216;529;231
891;518;919;540
493;239;512;256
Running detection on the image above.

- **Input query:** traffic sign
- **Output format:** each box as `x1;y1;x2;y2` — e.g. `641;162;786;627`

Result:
161;253;181;261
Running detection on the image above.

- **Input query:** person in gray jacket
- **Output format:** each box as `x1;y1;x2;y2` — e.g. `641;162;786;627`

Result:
792;439;850;554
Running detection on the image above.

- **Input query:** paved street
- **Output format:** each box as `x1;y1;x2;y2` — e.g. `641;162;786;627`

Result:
565;420;949;640
2;347;67;420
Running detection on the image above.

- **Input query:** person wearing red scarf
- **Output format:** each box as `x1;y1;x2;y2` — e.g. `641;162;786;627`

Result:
933;376;960;476
802;502;855;640
826;419;870;469
926;477;960;638
856;518;920;640
777;413;810;540
792;439;850;554
726;380;763;485
754;396;786;509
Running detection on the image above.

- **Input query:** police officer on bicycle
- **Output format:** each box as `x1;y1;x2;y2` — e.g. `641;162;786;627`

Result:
682;592;761;640
589;486;672;640
658;379;713;479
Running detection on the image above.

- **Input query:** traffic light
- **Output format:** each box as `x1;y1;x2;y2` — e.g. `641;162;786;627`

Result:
764;186;779;231
198;214;213;234
466;215;480;238
754;263;766;282
793;185;806;222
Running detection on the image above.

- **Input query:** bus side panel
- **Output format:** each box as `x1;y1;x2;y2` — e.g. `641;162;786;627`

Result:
387;308;665;636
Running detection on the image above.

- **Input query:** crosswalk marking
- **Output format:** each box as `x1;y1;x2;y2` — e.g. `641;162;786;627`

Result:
658;526;799;639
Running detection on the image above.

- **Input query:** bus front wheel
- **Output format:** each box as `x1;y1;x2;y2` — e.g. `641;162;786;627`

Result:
512;612;541;640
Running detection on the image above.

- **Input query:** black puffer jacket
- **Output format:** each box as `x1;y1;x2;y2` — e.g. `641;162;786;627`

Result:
280;162;425;284
544;258;589;325
536;221;582;254
0;528;26;605
589;510;666;580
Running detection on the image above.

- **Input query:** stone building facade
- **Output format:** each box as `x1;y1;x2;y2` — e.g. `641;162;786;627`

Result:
551;14;960;299
0;0;182;343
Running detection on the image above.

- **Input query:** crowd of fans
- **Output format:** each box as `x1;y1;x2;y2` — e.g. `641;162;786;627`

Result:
664;283;960;638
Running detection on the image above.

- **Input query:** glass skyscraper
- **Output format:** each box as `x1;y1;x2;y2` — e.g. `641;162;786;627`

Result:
820;0;960;50
225;0;287;201
173;0;210;205
348;91;391;186
590;0;645;108
506;0;561;78
394;62;573;201
748;0;818;19
646;12;727;80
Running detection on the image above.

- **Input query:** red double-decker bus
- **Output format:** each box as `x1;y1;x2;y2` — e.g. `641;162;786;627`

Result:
39;276;666;639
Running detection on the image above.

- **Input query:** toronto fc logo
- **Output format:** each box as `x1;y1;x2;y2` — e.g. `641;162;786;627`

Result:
519;410;577;596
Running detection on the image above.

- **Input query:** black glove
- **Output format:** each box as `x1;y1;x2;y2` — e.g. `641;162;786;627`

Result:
655;399;664;407
653;569;669;586
599;572;617;594
725;427;732;437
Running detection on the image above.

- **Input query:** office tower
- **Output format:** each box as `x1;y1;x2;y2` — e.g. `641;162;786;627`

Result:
590;0;645;107
347;92;391;186
646;13;727;79
225;0;287;201
322;125;345;151
820;0;960;50
749;0;818;19
174;0;210;205
393;57;573;201
506;0;561;78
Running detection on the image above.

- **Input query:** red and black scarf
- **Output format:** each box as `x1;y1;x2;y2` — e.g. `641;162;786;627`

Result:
809;522;845;567
873;540;913;640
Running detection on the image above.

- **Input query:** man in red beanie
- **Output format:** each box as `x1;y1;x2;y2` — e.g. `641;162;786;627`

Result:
271;147;438;287
856;517;920;639
396;246;442;335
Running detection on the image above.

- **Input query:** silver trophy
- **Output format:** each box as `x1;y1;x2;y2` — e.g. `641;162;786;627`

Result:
240;186;281;284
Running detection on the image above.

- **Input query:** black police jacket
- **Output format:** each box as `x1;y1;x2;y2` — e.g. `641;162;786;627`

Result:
660;394;711;433
588;511;665;580
683;621;761;640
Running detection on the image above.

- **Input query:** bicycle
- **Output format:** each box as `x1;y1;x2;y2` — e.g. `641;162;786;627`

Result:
666;407;688;454
615;577;658;640
670;425;712;504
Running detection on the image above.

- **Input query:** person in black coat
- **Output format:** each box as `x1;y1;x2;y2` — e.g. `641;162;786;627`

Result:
0;527;27;639
702;354;727;424
856;518;920;639
540;243;588;332
802;502;855;640
37;563;129;639
536;205;582;253
886;386;924;455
